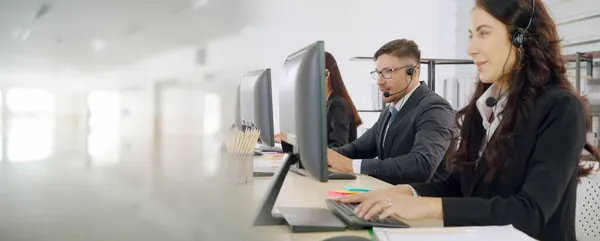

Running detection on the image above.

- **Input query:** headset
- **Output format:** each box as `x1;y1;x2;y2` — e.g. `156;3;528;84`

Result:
485;0;536;107
478;0;537;168
383;65;417;98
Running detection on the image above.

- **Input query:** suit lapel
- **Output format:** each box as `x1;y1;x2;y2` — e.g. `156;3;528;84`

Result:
468;154;489;196
468;129;500;196
377;108;391;158
383;83;429;157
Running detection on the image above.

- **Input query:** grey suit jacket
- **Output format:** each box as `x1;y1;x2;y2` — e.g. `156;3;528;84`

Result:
333;82;455;184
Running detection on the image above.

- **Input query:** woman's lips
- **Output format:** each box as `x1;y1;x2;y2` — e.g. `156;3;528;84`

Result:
475;61;487;71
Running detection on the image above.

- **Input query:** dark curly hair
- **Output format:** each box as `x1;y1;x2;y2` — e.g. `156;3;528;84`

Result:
448;0;600;180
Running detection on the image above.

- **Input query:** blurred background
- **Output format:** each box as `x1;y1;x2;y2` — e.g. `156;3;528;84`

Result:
0;0;598;240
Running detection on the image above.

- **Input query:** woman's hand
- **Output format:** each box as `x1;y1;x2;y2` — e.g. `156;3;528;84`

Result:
335;185;414;203
274;133;282;143
334;185;443;221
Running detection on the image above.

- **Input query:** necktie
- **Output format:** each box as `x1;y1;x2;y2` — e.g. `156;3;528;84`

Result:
390;107;399;122
383;108;399;148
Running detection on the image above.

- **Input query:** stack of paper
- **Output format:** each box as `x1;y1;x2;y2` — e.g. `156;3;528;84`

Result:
373;225;534;241
253;153;285;173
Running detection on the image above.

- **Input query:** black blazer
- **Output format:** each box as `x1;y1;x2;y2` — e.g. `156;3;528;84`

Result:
410;86;586;241
326;95;358;148
333;82;455;184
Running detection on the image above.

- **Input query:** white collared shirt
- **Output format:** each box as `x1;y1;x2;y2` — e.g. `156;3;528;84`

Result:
475;83;507;158
409;83;507;196
351;84;420;174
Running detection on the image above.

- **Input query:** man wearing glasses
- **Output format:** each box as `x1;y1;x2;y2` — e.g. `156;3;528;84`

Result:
327;39;455;185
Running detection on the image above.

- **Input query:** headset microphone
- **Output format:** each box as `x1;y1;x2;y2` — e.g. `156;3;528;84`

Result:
383;91;399;98
485;96;499;107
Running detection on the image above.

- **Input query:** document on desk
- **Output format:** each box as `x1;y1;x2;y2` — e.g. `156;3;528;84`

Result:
373;225;534;241
253;154;285;172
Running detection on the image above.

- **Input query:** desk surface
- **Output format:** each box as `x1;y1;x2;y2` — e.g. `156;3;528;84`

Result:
248;164;443;240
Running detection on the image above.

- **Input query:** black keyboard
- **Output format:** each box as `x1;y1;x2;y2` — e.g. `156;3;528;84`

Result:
258;146;283;153
290;166;356;180
326;199;409;230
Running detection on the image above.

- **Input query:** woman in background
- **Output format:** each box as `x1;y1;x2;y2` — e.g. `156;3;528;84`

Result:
276;52;362;147
336;0;600;240
324;51;362;147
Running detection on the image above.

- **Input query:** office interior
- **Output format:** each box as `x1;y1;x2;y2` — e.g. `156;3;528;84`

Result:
0;0;599;240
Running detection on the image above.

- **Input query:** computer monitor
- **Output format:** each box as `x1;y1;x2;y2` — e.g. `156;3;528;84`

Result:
278;41;329;182
236;69;275;147
253;41;332;226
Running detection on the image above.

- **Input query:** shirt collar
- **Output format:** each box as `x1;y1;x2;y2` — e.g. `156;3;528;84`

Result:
476;83;507;130
389;83;419;113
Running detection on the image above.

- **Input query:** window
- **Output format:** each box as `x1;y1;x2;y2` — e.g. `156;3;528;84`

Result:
5;88;54;162
87;90;121;165
203;92;222;136
202;92;222;176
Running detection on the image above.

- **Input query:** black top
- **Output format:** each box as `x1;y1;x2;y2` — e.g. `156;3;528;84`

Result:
326;95;357;148
410;85;585;241
332;82;455;184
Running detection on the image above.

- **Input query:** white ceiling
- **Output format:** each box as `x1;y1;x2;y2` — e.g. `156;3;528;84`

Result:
0;0;247;87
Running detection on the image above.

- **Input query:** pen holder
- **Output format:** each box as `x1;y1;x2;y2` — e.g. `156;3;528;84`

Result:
225;152;254;185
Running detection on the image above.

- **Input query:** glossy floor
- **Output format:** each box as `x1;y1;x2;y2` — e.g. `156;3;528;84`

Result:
0;133;278;241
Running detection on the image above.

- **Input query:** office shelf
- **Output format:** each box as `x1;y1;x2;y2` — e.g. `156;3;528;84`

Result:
355;52;600;113
564;51;599;92
350;57;473;92
352;56;473;113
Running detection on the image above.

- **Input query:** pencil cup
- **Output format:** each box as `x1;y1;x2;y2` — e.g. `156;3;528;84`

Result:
226;153;254;185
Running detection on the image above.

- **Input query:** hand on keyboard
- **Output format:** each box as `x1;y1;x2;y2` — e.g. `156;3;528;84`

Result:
333;185;436;221
325;199;408;229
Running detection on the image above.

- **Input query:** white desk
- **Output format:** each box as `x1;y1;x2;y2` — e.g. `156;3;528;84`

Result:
246;170;443;240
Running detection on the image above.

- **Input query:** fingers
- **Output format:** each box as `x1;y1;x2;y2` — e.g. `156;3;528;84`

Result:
337;193;367;203
355;197;381;218
363;199;390;220
378;205;394;220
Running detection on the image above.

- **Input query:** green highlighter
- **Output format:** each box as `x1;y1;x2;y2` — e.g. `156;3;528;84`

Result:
344;187;370;193
368;229;376;241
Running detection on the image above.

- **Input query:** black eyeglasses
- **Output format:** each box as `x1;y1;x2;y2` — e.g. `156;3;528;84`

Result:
370;65;414;80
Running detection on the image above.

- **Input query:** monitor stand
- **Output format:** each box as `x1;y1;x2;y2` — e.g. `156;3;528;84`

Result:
252;153;294;225
252;153;349;232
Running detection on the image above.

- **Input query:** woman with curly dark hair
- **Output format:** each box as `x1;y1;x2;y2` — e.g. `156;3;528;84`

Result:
336;0;600;240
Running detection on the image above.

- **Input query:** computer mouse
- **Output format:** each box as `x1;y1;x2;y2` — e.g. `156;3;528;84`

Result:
328;172;357;180
322;235;371;241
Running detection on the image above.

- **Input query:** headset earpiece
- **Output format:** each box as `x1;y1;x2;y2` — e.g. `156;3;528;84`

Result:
406;66;415;76
512;0;535;49
512;31;524;48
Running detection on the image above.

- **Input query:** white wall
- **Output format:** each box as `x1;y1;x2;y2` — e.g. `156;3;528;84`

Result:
93;0;463;139
205;0;461;132
549;0;600;55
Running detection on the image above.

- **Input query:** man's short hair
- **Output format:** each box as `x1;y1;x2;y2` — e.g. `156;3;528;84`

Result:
374;39;421;64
